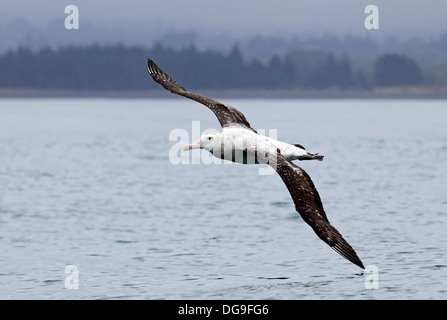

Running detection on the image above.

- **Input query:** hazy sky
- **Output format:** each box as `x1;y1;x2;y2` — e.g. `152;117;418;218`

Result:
1;0;446;39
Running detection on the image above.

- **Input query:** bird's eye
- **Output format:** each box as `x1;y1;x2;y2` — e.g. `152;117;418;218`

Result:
208;137;212;140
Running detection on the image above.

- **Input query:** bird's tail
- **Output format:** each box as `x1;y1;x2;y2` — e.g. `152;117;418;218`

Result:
293;144;324;161
297;152;324;161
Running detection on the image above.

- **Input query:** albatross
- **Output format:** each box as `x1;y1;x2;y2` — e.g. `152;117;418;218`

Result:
147;59;365;269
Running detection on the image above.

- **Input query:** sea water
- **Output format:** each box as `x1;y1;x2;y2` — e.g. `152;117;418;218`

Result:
0;98;446;299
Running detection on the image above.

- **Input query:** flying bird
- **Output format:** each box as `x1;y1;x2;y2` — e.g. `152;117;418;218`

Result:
146;59;364;269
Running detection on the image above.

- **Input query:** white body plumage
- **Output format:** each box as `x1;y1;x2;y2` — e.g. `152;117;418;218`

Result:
183;127;322;164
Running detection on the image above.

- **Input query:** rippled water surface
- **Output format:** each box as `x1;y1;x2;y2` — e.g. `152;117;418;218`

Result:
1;98;446;299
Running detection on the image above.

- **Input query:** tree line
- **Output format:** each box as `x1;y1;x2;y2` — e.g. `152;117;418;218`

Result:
0;43;425;91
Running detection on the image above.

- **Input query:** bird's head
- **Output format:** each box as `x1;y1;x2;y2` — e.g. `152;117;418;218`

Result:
182;132;222;153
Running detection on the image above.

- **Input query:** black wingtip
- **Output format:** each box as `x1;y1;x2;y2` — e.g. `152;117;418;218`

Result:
331;241;365;269
146;58;187;92
351;257;365;269
146;58;158;77
146;58;155;69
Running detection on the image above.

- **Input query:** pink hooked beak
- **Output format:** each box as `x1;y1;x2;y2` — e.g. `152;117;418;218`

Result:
182;138;202;151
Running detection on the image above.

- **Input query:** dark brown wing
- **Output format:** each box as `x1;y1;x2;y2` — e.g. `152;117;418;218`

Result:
268;152;364;269
147;59;256;132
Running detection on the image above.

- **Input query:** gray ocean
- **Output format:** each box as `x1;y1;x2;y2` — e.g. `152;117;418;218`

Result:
1;98;446;299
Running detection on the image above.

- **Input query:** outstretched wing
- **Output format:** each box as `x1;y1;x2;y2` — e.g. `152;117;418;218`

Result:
266;151;364;269
147;59;255;132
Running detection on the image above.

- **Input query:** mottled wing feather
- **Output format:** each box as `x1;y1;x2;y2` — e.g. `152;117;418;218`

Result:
147;59;255;132
272;153;364;269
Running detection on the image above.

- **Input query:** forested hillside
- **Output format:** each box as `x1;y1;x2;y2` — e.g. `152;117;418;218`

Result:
0;43;430;91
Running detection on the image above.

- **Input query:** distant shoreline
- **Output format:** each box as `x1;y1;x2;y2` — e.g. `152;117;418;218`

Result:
1;87;447;99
